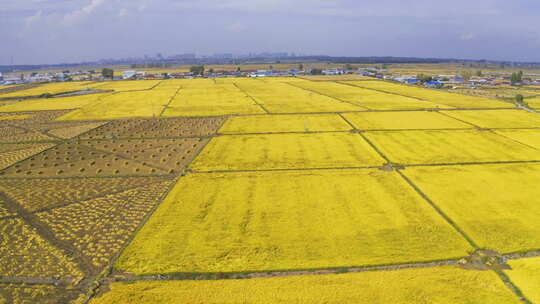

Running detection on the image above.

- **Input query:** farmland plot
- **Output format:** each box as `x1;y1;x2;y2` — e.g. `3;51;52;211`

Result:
77;117;224;139
405;164;540;253
495;129;540;150
290;81;447;110
0;81;96;98
506;257;540;303
345;81;510;108
58;89;178;120
190;133;385;171
235;80;365;113
441;109;540;128
219;114;351;134
0;283;84;304
0;93;112;112
163;83;265;116
93;80;162;92
342;111;471;130
0;143;55;170
116;169;471;274
0;218;83;278
364;129;540;165
91;267;519;304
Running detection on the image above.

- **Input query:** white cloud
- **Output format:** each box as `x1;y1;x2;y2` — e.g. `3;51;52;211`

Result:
460;33;475;40
62;0;106;26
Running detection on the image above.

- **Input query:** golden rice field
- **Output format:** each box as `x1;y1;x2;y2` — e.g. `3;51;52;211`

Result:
405;164;540;253
291;80;448;110
364;129;540;165
0;81;99;98
115;169;471;274
2;76;540;303
190;133;385;171
162;83;265;116
345;80;510;108
506;257;540;303
90;266;520;304
342;111;471;130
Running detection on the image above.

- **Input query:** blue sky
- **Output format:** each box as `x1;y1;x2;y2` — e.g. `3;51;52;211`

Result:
1;0;540;64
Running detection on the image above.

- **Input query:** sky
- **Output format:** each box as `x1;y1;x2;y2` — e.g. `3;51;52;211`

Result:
1;0;540;65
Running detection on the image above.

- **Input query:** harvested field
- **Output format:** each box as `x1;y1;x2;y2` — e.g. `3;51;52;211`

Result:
90;267;520;304
190;133;385;171
36;179;174;269
0;218;83;278
0;114;30;120
405;164;540;253
0;143;55;170
364;129;540;165
0;176;171;211
0;283;83;304
0;125;53;143
78;117;224;139
219;114;351;134
116;169;471;274
342;111;471;130
506;257;540;303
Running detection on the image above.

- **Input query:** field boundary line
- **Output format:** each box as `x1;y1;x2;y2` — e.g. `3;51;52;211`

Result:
158;86;182;117
108;257;465;282
232;82;271;114
189;165;382;174
284;81;370;110
337;81;435;103
436;111;483;128
396;170;479;249
494;269;533;304
0;191;96;277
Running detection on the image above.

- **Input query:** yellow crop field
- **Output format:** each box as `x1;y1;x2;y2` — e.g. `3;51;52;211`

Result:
162;83;265;116
342;111;471;130
495;129;540;150
58;89;178;120
115;169;471;274
235;80;365;113
96;80;162;92
91;266;519;304
219;114;351;134
506;257;540;303
364;129;540;165
441;109;540;128
0;81;96;98
153;79;184;90
291;81;449;110
0;93;111;112
405;164;540;253
345;81;510;108
190;133;385;171
525;97;540;110
257;77;307;82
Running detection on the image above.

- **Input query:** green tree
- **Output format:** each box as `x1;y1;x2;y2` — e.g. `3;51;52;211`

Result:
461;71;472;81
476;70;482;77
345;64;353;70
310;68;323;75
298;64;304;70
516;94;524;104
190;65;205;76
102;68;114;79
236;67;241;72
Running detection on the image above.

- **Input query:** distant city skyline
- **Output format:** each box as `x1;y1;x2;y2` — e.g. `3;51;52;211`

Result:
2;0;540;65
